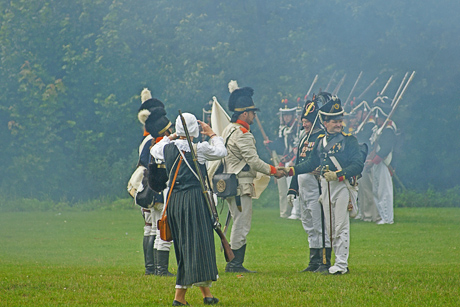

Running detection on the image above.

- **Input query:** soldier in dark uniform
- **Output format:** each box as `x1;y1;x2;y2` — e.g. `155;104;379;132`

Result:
287;97;332;273
283;95;364;275
135;88;175;276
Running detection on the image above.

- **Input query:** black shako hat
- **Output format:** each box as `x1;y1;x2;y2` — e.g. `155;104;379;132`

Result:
301;100;319;125
138;88;172;137
279;98;297;113
228;80;259;113
319;95;344;122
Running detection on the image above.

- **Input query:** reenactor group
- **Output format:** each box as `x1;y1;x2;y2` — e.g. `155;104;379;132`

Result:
127;78;401;305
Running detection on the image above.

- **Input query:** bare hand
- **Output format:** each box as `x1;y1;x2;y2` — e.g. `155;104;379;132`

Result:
197;120;216;137
169;133;178;140
274;168;286;179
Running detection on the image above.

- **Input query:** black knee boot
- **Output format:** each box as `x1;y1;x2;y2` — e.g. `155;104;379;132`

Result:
143;235;155;275
300;248;321;272
314;248;332;273
156;250;175;276
225;244;256;273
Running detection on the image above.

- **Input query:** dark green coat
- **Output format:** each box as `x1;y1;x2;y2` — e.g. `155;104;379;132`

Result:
293;131;364;181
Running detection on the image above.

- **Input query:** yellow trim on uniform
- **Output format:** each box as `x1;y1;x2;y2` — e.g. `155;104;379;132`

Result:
158;122;172;135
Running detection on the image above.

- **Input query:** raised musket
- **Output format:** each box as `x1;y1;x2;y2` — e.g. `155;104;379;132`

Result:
344;71;363;106
391;72;409;107
357;77;379;100
325;71;337;92
380;75;393;96
332;74;346;96
305;74;319;101
178;110;235;262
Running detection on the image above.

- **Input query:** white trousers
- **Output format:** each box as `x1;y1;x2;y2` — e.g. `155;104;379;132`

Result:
277;176;291;218
298;173;330;248
372;163;394;224
142;203;172;251
321;179;356;271
357;170;381;222
227;195;252;250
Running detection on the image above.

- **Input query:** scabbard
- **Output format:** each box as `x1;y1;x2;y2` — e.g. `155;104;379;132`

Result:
235;195;242;212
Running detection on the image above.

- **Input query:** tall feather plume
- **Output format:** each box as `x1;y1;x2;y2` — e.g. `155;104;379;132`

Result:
141;88;152;103
138;109;151;125
228;80;239;93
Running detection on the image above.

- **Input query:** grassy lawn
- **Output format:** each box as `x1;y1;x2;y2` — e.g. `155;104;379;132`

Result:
1;206;460;306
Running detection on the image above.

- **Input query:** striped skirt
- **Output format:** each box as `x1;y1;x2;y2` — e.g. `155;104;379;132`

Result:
167;186;218;286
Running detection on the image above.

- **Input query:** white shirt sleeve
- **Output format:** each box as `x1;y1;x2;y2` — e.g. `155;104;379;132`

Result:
196;136;227;164
150;136;170;162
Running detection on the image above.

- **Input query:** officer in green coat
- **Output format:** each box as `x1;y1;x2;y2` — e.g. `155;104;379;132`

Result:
283;95;364;275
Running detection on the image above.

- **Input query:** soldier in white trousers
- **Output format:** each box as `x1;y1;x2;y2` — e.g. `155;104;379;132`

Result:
134;88;174;276
288;97;331;272
284;95;364;275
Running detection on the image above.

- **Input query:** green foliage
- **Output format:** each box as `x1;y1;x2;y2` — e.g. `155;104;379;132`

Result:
395;186;460;208
1;0;460;201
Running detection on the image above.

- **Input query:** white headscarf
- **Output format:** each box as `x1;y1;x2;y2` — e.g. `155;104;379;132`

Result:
175;113;199;138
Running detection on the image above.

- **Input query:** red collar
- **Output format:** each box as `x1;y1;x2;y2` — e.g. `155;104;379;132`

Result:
143;130;150;137
236;119;250;131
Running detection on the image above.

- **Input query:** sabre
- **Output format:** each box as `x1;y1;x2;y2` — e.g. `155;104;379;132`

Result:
178;110;234;262
324;165;333;246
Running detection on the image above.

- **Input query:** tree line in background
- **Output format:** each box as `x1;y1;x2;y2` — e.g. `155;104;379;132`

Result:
1;0;459;202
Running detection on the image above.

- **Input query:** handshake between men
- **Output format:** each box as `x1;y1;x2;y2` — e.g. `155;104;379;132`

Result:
275;167;340;182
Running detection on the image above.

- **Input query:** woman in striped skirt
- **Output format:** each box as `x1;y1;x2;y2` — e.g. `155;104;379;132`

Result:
151;113;227;306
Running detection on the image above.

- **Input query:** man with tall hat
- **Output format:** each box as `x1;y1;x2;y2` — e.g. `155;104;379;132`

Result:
221;81;285;273
135;88;174;276
287;97;332;273
365;95;397;224
283;94;364;275
264;99;299;219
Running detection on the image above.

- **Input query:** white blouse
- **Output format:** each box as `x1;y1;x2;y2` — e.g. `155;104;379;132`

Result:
151;136;227;165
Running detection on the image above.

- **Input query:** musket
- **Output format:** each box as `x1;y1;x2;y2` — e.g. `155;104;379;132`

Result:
325;71;337;92
365;71;415;167
220;210;232;252
332;74;346;96
380;75;393;96
391;72;409;107
376;71;415;138
178;110;234;262
255;114;280;166
344;71;363;106
357;77;379;100
305;75;319;101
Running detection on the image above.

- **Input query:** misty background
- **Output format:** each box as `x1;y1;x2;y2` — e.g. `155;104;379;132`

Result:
1;0;459;202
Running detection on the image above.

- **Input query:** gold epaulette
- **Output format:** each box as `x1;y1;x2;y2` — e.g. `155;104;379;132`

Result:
341;131;352;136
318;134;325;138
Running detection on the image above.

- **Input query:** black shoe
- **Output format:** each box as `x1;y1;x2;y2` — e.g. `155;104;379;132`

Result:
172;300;189;306
204;296;220;305
300;263;320;272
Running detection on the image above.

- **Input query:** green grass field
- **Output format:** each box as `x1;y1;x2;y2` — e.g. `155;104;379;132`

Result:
1;207;460;306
